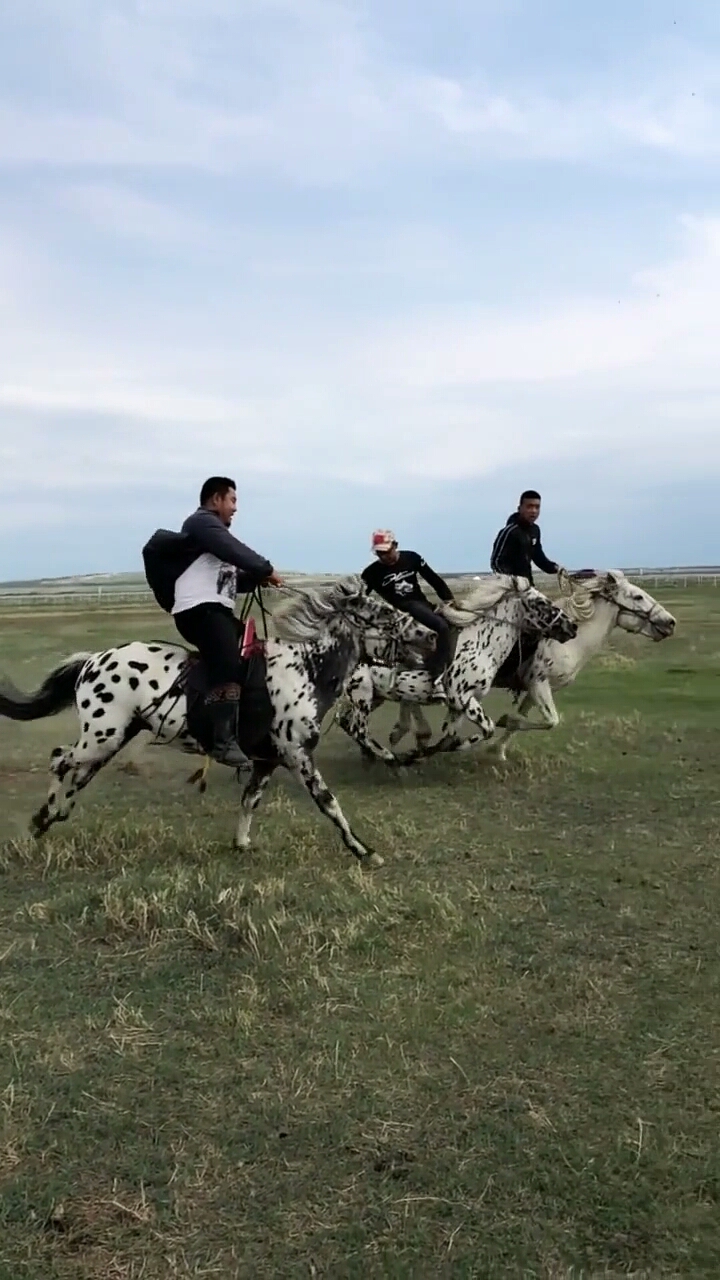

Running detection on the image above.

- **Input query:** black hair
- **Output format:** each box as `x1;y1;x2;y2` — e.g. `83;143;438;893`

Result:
200;476;236;506
519;489;541;504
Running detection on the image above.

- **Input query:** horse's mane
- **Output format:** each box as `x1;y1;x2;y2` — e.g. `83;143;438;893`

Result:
555;569;623;622
440;574;529;626
270;575;365;641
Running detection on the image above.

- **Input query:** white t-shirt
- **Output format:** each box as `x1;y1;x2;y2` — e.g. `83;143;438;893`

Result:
172;552;238;614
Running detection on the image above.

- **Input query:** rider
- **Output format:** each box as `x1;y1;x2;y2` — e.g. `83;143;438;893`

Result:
490;489;560;585
361;530;455;689
171;476;282;768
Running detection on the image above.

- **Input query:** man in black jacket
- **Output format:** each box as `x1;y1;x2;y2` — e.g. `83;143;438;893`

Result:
490;490;560;585
361;530;455;687
171;476;281;768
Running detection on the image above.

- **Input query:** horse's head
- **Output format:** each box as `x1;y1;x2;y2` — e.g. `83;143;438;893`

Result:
329;578;434;648
519;582;579;644
596;570;676;641
361;610;434;667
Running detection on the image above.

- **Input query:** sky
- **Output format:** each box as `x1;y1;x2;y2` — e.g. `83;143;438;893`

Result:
1;0;720;579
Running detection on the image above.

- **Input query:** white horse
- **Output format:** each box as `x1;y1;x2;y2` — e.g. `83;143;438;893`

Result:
0;578;432;865
336;575;578;763
382;571;677;759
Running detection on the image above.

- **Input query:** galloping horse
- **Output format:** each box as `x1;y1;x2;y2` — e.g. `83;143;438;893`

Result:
335;575;578;763
379;571;676;759
0;578;432;865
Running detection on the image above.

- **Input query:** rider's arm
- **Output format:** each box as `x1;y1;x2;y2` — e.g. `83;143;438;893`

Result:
491;525;524;575
183;509;274;580
416;555;454;602
531;530;559;576
361;562;396;604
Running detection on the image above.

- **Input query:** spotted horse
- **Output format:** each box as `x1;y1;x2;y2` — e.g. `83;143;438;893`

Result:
335;574;578;764
375;570;677;760
0;578;432;866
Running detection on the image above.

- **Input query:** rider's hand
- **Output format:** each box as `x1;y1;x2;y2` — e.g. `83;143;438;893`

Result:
264;572;283;587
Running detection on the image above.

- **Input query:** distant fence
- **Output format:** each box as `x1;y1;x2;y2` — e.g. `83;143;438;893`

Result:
0;571;718;609
0;588;156;608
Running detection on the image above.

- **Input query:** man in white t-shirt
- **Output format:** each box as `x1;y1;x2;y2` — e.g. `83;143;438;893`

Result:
171;476;281;767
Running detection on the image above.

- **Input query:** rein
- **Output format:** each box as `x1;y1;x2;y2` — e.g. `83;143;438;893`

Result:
239;584;270;641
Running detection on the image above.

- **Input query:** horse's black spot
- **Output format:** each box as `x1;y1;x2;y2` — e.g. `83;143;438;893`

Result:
98;692;114;704
111;674;121;684
129;661;149;673
93;682;106;693
129;677;139;691
149;680;159;691
80;699;90;709
92;708;106;719
148;646;162;653
105;727;116;737
83;723;89;733
106;661;119;672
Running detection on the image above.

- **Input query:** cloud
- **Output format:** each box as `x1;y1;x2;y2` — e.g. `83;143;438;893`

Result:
1;1;720;575
1;208;720;501
1;3;719;178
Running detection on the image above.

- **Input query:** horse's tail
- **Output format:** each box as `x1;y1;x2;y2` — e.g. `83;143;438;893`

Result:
0;652;92;721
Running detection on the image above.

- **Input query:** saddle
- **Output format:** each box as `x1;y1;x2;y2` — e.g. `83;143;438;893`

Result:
181;618;275;758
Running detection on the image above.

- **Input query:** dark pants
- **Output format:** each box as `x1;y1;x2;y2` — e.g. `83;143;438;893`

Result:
401;599;451;676
174;603;241;690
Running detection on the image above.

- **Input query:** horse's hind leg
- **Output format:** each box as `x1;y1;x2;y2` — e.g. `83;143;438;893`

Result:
288;748;383;867
234;760;277;850
32;722;140;837
388;703;413;747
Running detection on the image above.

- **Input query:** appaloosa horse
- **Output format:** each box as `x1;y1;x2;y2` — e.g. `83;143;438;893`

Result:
379;570;676;759
0;578;432;865
336;574;578;763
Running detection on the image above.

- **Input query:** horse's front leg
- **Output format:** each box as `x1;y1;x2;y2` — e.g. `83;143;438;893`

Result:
336;670;398;765
411;705;433;749
491;680;560;759
287;747;383;867
388;702;433;750
234;760;277;850
401;678;505;763
395;706;469;764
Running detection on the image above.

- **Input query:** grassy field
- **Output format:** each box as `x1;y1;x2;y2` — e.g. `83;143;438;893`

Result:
1;585;719;1278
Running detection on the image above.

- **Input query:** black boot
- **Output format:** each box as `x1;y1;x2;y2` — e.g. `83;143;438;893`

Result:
205;685;250;768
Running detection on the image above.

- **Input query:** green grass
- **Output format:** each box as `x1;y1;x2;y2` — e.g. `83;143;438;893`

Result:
1;586;719;1278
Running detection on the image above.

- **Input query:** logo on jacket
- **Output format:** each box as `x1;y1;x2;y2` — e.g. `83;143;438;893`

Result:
383;570;414;596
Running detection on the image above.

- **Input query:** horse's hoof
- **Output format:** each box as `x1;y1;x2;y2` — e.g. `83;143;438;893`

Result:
495;714;510;729
367;851;385;869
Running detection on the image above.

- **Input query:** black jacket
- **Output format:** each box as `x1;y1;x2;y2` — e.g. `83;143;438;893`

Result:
490;512;558;584
361;551;453;609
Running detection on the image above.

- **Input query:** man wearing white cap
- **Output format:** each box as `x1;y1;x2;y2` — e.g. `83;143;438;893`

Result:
361;530;455;688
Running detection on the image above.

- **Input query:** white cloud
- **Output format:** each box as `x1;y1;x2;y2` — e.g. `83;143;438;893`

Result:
1;3;719;177
1;207;720;493
1;0;720;543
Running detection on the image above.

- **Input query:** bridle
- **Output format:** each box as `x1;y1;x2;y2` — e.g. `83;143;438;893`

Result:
595;581;671;634
360;612;426;667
